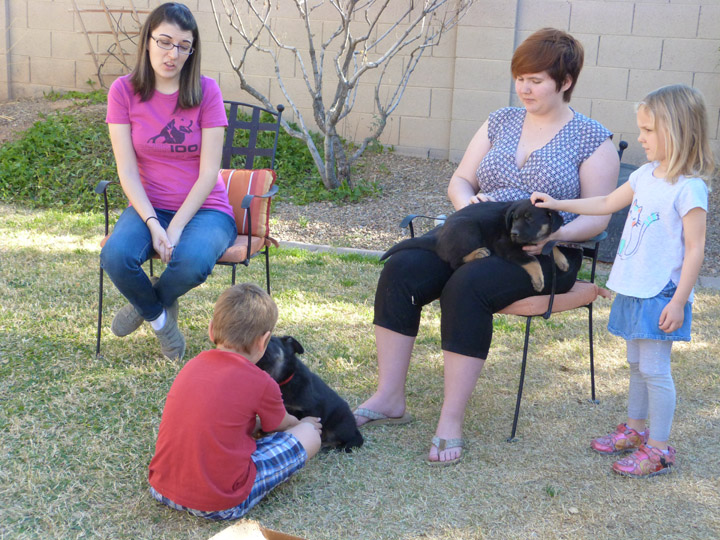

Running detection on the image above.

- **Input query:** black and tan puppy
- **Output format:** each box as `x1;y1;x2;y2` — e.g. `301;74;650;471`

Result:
380;199;568;292
256;335;364;452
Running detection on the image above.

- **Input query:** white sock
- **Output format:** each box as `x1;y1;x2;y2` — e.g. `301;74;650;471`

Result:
150;309;167;331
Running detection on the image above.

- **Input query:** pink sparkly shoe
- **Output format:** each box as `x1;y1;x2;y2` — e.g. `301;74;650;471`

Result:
590;423;648;455
612;444;676;478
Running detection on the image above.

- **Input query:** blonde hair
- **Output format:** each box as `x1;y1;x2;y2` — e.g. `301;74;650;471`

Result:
638;84;716;184
211;283;278;352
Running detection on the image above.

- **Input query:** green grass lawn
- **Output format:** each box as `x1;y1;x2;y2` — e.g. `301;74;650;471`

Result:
1;203;719;540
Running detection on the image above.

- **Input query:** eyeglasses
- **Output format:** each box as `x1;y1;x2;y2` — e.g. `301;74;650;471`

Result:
150;35;194;55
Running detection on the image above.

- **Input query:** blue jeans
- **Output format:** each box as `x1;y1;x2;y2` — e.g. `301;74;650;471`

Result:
100;206;237;321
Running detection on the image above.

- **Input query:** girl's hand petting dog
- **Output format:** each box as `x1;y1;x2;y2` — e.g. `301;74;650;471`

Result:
530;191;559;209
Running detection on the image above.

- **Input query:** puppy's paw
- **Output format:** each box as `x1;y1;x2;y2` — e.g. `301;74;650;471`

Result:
463;247;491;263
552;246;569;272
531;274;544;292
522;260;544;292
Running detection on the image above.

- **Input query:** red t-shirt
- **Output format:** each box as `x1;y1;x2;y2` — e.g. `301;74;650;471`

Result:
148;349;286;511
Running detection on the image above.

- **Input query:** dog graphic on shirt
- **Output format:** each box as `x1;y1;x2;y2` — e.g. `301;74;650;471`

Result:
148;118;193;144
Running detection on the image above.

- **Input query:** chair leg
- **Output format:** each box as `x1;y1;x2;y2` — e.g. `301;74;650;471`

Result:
96;265;104;357
264;248;271;294
231;263;237;285
508;316;533;442
588;304;599;404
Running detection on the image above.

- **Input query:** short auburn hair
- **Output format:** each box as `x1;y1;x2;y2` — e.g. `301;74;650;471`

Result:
211;283;278;352
511;28;584;102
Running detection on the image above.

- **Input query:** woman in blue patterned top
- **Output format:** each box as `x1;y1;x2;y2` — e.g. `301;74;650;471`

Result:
354;28;620;465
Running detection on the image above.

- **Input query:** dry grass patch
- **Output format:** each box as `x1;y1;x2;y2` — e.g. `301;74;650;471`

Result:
1;203;718;539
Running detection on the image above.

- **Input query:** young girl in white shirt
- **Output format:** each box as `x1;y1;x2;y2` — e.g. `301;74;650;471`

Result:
532;84;715;478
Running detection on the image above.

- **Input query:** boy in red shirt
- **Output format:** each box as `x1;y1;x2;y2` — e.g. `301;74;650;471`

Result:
148;283;322;520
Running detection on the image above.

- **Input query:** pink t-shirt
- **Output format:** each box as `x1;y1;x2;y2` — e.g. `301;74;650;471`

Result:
106;75;233;218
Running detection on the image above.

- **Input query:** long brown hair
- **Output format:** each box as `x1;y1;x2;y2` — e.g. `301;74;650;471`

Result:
130;2;202;109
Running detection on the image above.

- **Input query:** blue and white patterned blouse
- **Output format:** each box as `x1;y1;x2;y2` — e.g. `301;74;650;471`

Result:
477;107;612;224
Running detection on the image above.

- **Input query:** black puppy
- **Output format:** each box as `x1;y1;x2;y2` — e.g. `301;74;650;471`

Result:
380;199;568;292
256;335;364;452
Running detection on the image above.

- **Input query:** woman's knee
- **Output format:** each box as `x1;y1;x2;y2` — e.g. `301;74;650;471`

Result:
100;238;146;276
166;256;213;287
378;249;451;304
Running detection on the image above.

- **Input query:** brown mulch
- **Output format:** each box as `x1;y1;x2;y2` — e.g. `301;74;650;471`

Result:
1;97;718;278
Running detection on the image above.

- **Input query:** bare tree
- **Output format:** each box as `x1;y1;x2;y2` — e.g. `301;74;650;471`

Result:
211;0;473;190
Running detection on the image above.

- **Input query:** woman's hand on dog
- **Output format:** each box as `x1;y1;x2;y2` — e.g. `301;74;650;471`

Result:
522;236;554;256
469;192;496;205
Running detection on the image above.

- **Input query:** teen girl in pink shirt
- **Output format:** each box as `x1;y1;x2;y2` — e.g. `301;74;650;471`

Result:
102;3;236;360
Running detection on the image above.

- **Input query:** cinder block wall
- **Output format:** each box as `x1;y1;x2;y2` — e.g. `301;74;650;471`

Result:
2;0;719;168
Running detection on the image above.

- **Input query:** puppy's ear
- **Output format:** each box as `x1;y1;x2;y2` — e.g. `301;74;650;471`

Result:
505;201;521;229
283;336;305;355
548;209;564;232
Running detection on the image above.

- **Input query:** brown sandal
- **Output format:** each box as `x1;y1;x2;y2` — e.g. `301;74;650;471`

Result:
426;436;464;467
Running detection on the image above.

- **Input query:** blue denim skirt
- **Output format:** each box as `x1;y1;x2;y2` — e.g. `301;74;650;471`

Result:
608;281;692;342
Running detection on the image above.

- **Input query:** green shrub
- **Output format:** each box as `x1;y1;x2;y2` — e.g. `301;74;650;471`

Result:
0;95;380;212
0;109;121;212
45;88;108;105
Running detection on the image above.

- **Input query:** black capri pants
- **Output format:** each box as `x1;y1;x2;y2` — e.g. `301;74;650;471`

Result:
374;246;583;359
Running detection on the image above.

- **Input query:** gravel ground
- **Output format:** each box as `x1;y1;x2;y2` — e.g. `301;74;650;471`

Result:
1;97;718;278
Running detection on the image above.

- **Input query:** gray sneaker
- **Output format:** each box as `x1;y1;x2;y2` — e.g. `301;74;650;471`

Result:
111;303;145;337
110;277;179;337
153;308;186;360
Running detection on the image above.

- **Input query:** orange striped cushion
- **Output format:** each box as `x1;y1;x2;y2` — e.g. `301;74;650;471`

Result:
219;169;276;238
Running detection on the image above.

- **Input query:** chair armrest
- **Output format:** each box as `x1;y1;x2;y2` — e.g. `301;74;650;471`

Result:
542;231;608;318
94;180;116;195
240;184;278;256
400;214;444;238
240;181;278;210
542;242;559;319
581;231;608;248
241;183;279;209
541;240;558;256
94;180;119;236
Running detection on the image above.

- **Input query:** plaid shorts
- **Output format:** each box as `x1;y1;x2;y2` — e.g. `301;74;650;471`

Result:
149;431;307;521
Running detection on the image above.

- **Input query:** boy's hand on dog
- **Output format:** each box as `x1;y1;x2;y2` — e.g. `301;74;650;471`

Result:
300;416;323;434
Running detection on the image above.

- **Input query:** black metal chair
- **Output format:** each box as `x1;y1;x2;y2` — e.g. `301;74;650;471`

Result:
94;101;284;356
